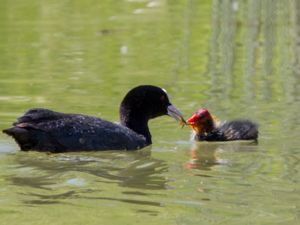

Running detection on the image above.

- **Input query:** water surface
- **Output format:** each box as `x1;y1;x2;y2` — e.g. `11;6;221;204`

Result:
0;0;299;224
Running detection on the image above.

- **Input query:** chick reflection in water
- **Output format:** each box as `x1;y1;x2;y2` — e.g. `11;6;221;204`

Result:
184;143;226;170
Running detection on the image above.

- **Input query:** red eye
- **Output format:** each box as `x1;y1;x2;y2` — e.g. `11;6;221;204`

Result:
196;108;209;120
199;114;205;119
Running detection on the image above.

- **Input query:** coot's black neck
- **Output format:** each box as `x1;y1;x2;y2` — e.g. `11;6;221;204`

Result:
120;116;152;144
119;85;170;145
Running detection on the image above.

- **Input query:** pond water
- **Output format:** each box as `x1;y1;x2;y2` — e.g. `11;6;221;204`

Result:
0;0;299;224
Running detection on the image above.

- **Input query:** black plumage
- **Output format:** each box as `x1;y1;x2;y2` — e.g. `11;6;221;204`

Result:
193;120;258;141
3;85;184;152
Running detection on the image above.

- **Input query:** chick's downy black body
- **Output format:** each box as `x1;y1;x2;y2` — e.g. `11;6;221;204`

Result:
194;120;258;142
3;85;184;152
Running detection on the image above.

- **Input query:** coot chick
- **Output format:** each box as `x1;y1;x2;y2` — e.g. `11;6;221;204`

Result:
187;108;258;142
3;85;185;152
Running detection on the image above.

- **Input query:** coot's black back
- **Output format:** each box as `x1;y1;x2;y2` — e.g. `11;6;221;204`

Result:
3;108;147;152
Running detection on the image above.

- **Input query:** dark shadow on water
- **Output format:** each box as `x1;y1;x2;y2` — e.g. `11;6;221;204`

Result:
23;200;63;205
28;190;77;200
84;196;161;207
136;209;159;216
23;190;162;208
10;175;55;190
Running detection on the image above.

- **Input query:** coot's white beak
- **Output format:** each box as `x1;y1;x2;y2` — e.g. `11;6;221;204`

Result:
167;105;185;124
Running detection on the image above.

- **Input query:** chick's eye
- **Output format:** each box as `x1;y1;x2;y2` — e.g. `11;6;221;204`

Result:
160;95;166;102
197;113;205;120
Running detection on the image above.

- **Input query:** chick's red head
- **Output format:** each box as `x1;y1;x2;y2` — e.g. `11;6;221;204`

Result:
187;108;213;134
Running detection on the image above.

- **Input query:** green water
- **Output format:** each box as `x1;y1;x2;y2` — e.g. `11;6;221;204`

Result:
0;0;299;224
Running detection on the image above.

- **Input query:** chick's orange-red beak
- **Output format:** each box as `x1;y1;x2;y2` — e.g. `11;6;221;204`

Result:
187;113;203;134
186;108;215;134
187;113;200;125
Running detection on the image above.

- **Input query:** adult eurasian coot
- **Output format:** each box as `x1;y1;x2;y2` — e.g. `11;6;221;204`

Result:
3;85;185;152
187;108;258;142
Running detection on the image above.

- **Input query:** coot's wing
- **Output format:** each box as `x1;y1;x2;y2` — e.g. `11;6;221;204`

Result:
40;115;147;151
13;108;64;125
3;108;146;152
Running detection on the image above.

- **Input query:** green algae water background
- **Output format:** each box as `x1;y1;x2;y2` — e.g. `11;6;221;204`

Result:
0;0;299;224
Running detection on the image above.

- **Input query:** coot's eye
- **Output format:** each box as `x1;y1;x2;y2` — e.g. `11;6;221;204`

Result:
160;95;166;102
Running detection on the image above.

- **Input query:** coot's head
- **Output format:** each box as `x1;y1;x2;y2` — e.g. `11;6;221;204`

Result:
187;108;214;134
120;85;185;125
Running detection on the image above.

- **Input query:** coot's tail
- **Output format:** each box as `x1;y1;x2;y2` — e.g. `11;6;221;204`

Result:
3;127;33;151
3;125;63;152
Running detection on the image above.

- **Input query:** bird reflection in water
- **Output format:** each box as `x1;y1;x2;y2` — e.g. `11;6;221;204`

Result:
184;141;258;171
7;148;168;208
10;147;168;190
184;142;226;170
